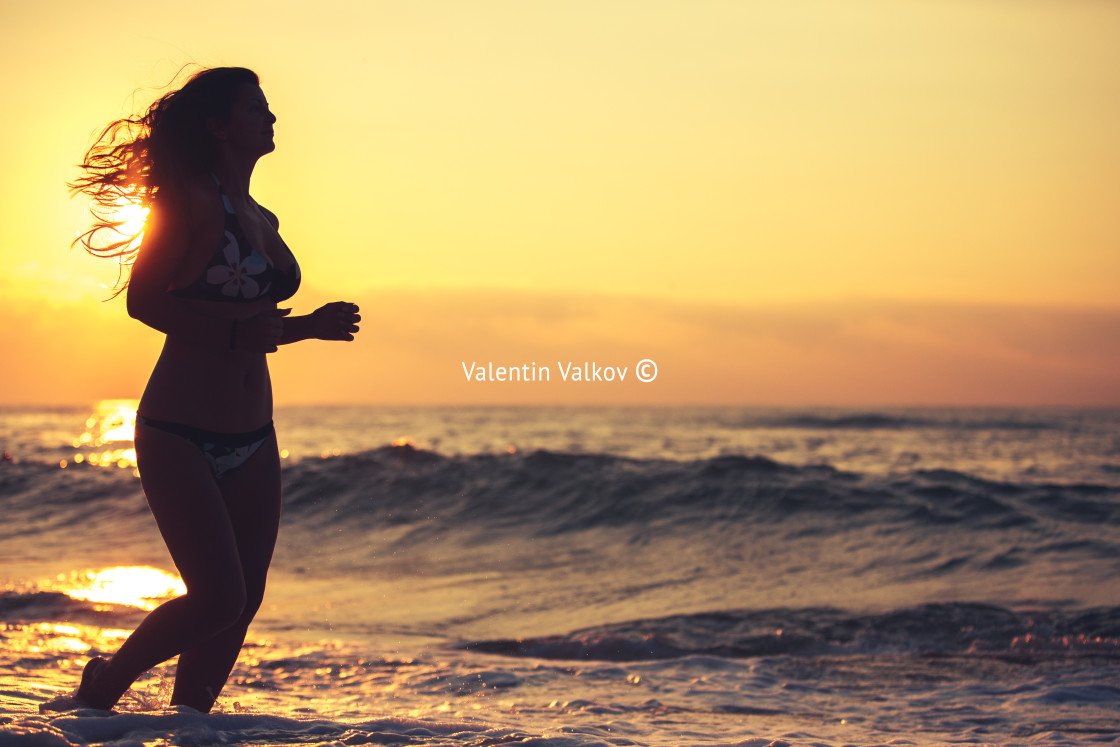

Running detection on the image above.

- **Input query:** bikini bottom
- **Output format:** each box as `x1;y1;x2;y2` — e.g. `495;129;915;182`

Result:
135;415;275;480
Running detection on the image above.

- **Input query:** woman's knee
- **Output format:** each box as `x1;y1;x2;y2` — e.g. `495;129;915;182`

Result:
190;578;248;632
234;582;267;627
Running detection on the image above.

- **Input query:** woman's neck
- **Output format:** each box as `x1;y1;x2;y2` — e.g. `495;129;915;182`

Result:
211;154;258;199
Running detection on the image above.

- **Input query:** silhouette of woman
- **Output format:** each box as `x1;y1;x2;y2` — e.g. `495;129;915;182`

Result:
46;67;360;713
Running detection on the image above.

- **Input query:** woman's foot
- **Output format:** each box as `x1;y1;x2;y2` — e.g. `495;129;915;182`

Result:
39;657;116;713
76;657;116;708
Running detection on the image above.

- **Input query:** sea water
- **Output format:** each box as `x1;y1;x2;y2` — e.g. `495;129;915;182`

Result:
1;404;1119;746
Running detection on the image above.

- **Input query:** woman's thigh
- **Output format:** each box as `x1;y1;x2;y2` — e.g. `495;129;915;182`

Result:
134;423;243;598
215;432;283;598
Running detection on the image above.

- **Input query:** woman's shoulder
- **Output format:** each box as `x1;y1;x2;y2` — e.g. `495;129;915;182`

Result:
256;203;280;229
138;177;222;260
186;174;223;217
151;176;222;229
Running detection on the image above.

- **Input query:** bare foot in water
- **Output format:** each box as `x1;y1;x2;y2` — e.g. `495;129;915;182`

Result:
39;657;113;713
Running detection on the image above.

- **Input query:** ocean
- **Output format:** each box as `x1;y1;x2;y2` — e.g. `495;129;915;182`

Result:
1;403;1118;746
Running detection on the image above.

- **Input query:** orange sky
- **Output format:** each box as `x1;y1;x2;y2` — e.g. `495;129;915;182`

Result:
1;0;1118;405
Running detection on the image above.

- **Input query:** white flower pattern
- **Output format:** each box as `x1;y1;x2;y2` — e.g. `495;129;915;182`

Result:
203;438;268;480
204;232;271;299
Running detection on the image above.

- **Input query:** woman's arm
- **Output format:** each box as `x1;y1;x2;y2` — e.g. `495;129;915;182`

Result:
251;203;360;347
126;189;286;353
278;302;361;345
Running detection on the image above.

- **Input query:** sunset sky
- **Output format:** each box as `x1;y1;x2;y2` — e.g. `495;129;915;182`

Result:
1;0;1117;405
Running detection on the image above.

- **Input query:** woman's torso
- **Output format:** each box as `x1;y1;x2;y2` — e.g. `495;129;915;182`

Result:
137;175;299;432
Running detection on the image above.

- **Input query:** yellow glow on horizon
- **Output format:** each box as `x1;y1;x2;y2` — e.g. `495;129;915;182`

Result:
64;567;186;612
1;1;1118;407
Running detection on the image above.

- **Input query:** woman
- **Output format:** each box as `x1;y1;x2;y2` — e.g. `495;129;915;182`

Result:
46;67;360;713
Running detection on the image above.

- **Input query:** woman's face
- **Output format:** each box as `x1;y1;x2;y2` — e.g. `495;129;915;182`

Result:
215;84;277;158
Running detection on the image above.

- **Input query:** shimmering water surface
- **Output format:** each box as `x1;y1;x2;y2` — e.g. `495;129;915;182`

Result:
2;404;1119;746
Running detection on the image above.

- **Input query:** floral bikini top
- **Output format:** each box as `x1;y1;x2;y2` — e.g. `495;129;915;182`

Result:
170;175;300;303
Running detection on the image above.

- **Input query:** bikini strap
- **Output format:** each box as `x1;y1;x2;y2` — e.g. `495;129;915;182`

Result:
209;172;236;215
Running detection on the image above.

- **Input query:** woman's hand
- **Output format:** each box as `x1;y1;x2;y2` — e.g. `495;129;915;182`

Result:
310;302;361;341
236;308;292;352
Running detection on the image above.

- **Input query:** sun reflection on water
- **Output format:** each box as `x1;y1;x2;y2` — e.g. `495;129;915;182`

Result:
64;399;140;472
5;623;133;665
63;566;185;611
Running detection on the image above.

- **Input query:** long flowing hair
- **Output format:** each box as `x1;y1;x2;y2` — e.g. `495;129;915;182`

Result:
71;66;260;296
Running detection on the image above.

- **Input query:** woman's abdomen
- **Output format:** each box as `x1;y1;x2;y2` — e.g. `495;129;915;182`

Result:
138;338;273;431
